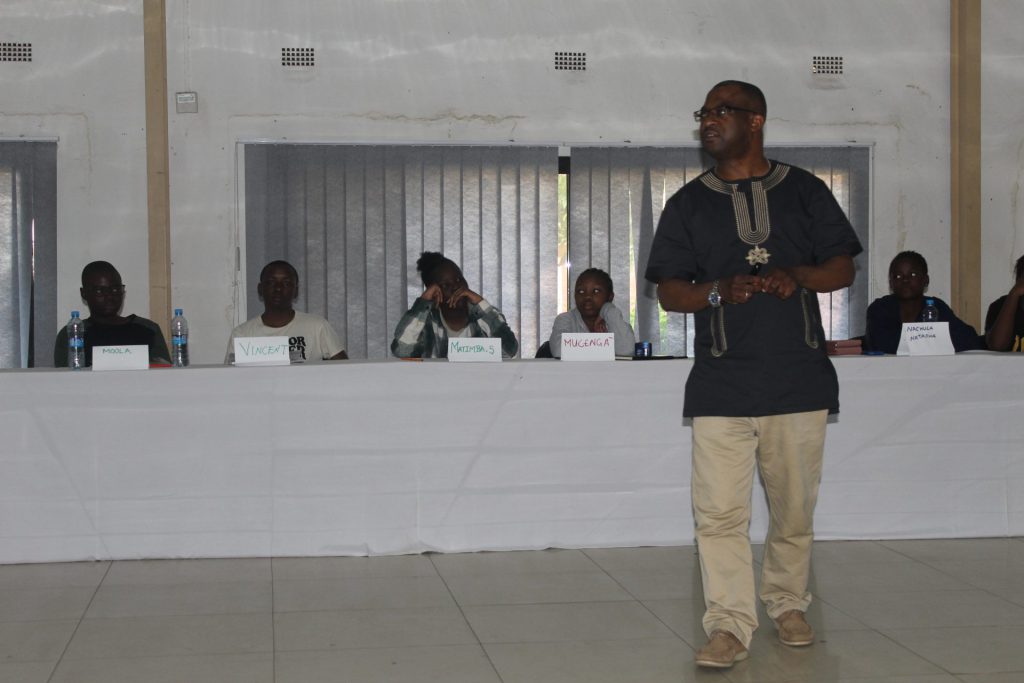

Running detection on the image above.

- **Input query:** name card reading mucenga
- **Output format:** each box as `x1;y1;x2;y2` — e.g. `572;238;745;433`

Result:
233;336;291;366
897;322;955;356
92;345;149;371
560;333;615;361
447;338;502;362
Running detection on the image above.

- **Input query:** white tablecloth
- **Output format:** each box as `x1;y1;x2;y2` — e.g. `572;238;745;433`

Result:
1;354;1021;563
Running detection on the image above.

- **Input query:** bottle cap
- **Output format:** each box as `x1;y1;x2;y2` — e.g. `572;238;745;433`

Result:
71;310;80;317
174;308;183;316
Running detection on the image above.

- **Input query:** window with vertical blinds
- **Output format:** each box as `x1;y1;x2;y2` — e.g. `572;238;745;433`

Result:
244;144;559;359
0;141;57;368
243;143;869;360
568;145;871;357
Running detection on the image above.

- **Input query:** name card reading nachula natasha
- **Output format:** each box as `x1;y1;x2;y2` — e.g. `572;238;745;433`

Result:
91;345;149;371
560;332;615;361
897;322;955;356
233;336;291;366
447;337;502;362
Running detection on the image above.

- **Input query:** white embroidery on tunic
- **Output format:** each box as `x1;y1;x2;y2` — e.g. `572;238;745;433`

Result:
701;164;790;269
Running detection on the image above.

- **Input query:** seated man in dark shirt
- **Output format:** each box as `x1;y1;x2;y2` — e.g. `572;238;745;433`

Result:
53;261;170;367
865;250;983;353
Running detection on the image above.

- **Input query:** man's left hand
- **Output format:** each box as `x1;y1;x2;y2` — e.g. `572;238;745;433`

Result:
761;268;798;299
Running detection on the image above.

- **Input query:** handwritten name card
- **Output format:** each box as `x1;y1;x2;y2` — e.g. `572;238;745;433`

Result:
560;333;615;361
92;345;149;371
233;336;291;366
447;338;502;362
897;322;955;356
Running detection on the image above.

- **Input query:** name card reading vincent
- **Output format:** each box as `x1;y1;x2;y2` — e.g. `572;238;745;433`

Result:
447;337;502;362
92;345;149;371
560;333;615;361
233;336;291;366
897;322;955;356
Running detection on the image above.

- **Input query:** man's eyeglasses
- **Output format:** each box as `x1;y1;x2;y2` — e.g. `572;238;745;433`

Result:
693;105;764;123
86;285;125;296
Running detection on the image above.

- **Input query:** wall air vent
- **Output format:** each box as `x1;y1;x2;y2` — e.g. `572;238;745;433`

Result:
811;55;843;75
554;51;586;71
0;42;32;62
281;47;315;67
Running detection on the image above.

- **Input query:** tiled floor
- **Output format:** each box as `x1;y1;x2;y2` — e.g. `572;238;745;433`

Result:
2;538;1024;682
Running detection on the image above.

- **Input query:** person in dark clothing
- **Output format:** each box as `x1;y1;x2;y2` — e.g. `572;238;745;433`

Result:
645;80;861;669
984;254;1024;352
864;251;983;354
53;261;170;367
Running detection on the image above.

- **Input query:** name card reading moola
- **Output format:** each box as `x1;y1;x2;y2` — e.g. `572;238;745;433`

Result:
92;345;149;371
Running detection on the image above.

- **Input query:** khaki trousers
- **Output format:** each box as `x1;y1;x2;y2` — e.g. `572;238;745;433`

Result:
691;410;827;648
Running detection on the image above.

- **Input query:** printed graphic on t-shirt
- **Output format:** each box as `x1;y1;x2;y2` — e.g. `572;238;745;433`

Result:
289;336;307;362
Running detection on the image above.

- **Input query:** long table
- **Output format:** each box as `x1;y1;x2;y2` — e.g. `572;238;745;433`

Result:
1;354;1021;564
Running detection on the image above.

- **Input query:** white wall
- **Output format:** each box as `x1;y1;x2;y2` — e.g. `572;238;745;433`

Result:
982;1;1024;321
0;1;148;338
4;0;1017;363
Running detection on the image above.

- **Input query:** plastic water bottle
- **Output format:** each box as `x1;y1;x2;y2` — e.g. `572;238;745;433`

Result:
67;311;85;370
920;298;940;322
170;308;189;367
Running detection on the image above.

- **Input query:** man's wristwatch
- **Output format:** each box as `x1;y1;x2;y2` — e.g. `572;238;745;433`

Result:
707;279;722;308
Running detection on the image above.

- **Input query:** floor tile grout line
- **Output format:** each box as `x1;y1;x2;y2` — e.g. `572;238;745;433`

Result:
866;625;962;677
428;552;507;683
44;559;113;683
814;540;1024;677
812;540;924;631
874;538;1024;608
820;541;970;678
580;547;697;650
879;538;1024;567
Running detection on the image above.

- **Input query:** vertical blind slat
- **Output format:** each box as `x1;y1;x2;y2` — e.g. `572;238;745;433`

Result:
384;148;407;352
324;155;347;347
364;148;388;356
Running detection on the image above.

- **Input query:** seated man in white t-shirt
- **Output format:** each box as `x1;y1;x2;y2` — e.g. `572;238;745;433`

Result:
225;260;348;364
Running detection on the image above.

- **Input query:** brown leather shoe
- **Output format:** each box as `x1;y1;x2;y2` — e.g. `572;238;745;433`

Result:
775;609;815;646
694;630;748;668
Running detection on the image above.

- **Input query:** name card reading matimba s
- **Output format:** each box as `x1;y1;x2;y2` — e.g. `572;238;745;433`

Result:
233;336;290;366
897;322;955;356
92;345;149;371
447;338;502;362
560;333;615;361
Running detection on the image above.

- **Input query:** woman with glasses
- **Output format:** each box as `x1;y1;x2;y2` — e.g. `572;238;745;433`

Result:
864;250;983;353
52;261;171;367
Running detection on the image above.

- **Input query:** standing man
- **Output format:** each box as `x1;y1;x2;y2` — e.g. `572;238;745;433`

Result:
644;81;861;669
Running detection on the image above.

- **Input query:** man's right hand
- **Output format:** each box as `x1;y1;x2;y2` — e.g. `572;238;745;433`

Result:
720;275;763;305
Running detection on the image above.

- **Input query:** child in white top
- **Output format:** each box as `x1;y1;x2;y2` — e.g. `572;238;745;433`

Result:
548;268;636;357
